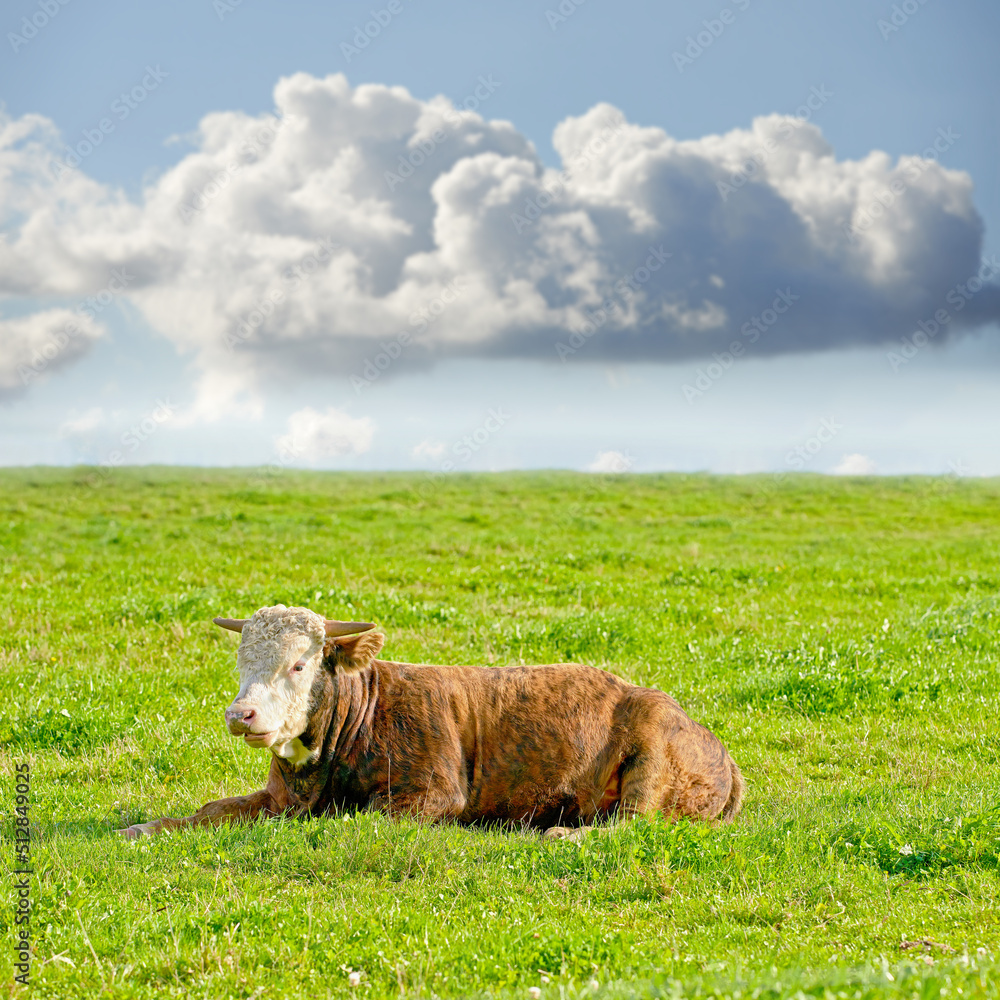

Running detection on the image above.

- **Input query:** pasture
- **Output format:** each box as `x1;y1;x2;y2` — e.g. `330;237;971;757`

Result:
2;467;999;999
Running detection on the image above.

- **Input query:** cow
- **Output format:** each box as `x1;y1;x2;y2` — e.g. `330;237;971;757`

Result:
118;605;743;840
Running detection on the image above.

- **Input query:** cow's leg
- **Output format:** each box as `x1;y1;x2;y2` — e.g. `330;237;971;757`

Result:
609;694;736;824
542;753;631;842
368;782;467;823
615;749;733;825
117;789;280;840
541;753;686;841
542;759;625;842
617;751;668;819
541;774;659;841
542;825;592;842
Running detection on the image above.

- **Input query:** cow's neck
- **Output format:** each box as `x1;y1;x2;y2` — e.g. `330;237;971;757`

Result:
328;663;379;760
269;663;379;809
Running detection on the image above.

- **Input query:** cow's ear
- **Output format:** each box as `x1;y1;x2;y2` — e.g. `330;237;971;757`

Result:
326;631;385;671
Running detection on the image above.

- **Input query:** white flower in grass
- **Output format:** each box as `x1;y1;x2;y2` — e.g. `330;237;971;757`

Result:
348;971;362;987
899;843;914;855
528;988;542;999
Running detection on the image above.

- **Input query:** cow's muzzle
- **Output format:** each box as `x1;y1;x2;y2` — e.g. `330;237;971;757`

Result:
226;707;262;735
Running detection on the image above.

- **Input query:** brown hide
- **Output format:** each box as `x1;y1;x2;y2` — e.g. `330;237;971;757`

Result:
267;650;743;829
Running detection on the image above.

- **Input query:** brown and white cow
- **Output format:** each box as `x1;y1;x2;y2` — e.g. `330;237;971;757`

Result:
118;605;743;840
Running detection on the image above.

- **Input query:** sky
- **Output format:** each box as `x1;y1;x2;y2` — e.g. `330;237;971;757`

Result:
1;0;998;475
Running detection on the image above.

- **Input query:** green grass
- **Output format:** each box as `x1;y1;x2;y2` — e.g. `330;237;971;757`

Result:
2;467;1000;999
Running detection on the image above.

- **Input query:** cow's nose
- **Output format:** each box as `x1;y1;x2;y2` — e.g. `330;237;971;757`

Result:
225;707;256;733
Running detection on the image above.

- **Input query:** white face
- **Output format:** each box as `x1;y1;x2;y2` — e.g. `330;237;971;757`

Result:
224;606;327;763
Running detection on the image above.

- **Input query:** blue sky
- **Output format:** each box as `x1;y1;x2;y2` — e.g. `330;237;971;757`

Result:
2;0;998;474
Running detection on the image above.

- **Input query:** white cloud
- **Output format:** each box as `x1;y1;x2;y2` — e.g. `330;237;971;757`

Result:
587;450;633;472
832;453;878;475
0;73;997;413
58;407;105;437
412;439;447;460
275;406;374;463
0;309;106;395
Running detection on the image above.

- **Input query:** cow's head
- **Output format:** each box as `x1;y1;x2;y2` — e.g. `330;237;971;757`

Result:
213;605;382;761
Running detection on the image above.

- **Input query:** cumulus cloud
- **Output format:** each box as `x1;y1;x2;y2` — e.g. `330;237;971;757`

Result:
587;450;633;473
1;72;998;412
832;453;878;475
275;406;374;463
58;406;105;437
412;439;447;460
0;309;106;395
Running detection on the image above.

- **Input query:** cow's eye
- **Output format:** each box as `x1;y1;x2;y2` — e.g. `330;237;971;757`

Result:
292;659;306;672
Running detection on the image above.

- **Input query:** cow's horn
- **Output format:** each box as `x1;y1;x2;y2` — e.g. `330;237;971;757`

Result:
213;617;247;633
325;620;376;636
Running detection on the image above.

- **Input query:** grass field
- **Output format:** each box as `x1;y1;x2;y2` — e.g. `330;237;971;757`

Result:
2;467;1000;999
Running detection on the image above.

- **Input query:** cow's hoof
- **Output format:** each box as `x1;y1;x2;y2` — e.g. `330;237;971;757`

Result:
116;823;154;840
542;826;589;842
